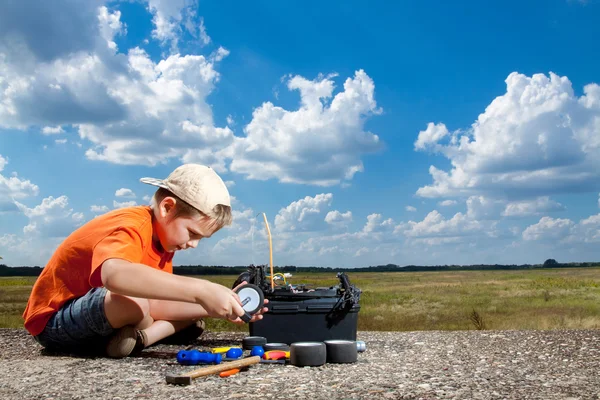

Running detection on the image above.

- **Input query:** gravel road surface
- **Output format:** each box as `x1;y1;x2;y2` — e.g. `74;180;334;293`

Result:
1;328;599;399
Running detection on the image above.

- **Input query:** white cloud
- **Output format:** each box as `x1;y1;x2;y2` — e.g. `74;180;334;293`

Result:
405;206;417;212
0;5;233;170
228;70;383;186
415;72;600;199
113;200;137;208
0;154;39;212
1;4;383;188
91;204;109;213
502;196;565;217
363;213;396;234
98;6;126;51
226;114;235;126
274;193;333;232
55;139;67;144
224;180;235;188
414;122;449;151
403;210;485;239
324;210;352;228
42;126;64;135
142;195;151;203
577;214;600;243
0;234;19;248
0;0;105;66
115;188;136;198
15;195;84;237
598;193;600;208
198;17;211;45
146;0;208;51
466;196;505;220
438;200;457;207
522;216;575;241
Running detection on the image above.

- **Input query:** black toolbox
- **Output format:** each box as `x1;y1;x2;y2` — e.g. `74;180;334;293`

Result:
235;266;361;344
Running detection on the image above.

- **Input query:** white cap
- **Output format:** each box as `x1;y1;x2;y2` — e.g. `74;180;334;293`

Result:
140;164;230;217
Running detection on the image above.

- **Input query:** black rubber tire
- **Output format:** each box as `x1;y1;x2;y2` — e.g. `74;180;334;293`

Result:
324;340;358;363
263;342;290;352
290;342;327;367
242;336;267;350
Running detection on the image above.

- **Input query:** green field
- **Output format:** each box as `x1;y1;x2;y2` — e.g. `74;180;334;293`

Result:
2;267;600;332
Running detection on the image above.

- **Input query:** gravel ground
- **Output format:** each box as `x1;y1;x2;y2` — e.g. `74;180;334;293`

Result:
1;328;599;399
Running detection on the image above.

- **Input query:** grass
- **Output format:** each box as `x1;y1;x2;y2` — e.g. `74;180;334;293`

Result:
2;268;600;332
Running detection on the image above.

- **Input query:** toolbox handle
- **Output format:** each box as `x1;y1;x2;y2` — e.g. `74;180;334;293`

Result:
270;305;299;313
306;305;334;313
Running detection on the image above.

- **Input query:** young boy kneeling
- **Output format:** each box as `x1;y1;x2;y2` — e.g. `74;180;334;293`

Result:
23;164;266;358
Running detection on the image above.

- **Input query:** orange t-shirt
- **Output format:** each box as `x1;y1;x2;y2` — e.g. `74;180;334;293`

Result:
23;206;174;336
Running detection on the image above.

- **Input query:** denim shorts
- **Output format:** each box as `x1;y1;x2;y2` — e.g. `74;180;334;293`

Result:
34;287;115;355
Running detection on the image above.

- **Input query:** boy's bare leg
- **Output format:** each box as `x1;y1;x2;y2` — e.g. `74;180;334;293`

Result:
141;299;211;345
104;291;153;329
105;293;212;347
148;299;210;321
142;319;196;346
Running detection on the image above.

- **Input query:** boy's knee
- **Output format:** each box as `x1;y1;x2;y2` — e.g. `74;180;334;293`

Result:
104;291;150;328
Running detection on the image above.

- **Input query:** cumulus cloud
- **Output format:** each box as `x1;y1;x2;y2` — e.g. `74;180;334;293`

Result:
466;196;506;220
0;154;39;212
1;3;383;187
405;206;417;212
415;72;600;199
324;210;352;228
91;204;109;213
522;216;575;242
403;210;485;239
42;126;65;135
502;196;565;217
228;71;383;186
115;188;136;198
274;193;333;232
0;3;233;170
414;122;449;152
146;0;209;51
0;0;104;65
113;200;137;208
14;195;84;237
363;213;396;234
521;213;600;245
438;200;457;207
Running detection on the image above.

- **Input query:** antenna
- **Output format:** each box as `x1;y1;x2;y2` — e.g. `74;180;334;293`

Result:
262;213;274;290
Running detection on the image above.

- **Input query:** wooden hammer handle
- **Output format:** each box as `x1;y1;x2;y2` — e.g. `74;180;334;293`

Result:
184;356;261;379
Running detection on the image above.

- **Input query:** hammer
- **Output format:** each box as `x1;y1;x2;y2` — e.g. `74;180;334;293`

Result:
165;356;261;385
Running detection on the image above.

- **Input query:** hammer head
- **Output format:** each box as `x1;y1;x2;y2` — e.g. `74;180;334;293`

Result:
165;374;192;385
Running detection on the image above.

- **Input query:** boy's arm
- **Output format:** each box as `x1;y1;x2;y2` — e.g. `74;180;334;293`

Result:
100;258;245;321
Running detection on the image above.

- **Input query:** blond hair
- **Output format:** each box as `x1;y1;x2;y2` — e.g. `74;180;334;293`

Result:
150;187;232;228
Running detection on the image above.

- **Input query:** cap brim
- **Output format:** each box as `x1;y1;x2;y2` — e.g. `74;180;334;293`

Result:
140;177;169;189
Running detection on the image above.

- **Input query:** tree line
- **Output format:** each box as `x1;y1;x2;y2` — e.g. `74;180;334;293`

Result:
1;259;598;277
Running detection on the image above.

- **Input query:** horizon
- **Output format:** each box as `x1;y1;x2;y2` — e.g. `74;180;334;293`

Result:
1;0;600;268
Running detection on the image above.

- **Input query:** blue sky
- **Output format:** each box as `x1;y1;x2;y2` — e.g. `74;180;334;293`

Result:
1;0;600;268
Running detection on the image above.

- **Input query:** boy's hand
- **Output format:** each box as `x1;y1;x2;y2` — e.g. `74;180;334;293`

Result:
229;282;269;324
197;281;246;321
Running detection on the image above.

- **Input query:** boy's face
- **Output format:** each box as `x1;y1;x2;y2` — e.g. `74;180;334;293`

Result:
153;197;221;253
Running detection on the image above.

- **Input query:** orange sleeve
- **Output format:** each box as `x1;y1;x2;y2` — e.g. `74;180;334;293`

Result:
89;227;145;287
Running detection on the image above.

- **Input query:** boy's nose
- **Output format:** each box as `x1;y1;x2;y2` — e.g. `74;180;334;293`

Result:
187;240;199;249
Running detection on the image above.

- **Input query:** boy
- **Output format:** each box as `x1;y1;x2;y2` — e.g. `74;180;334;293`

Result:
23;164;266;358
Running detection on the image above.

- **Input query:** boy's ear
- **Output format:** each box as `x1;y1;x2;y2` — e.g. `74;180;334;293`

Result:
159;196;177;218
